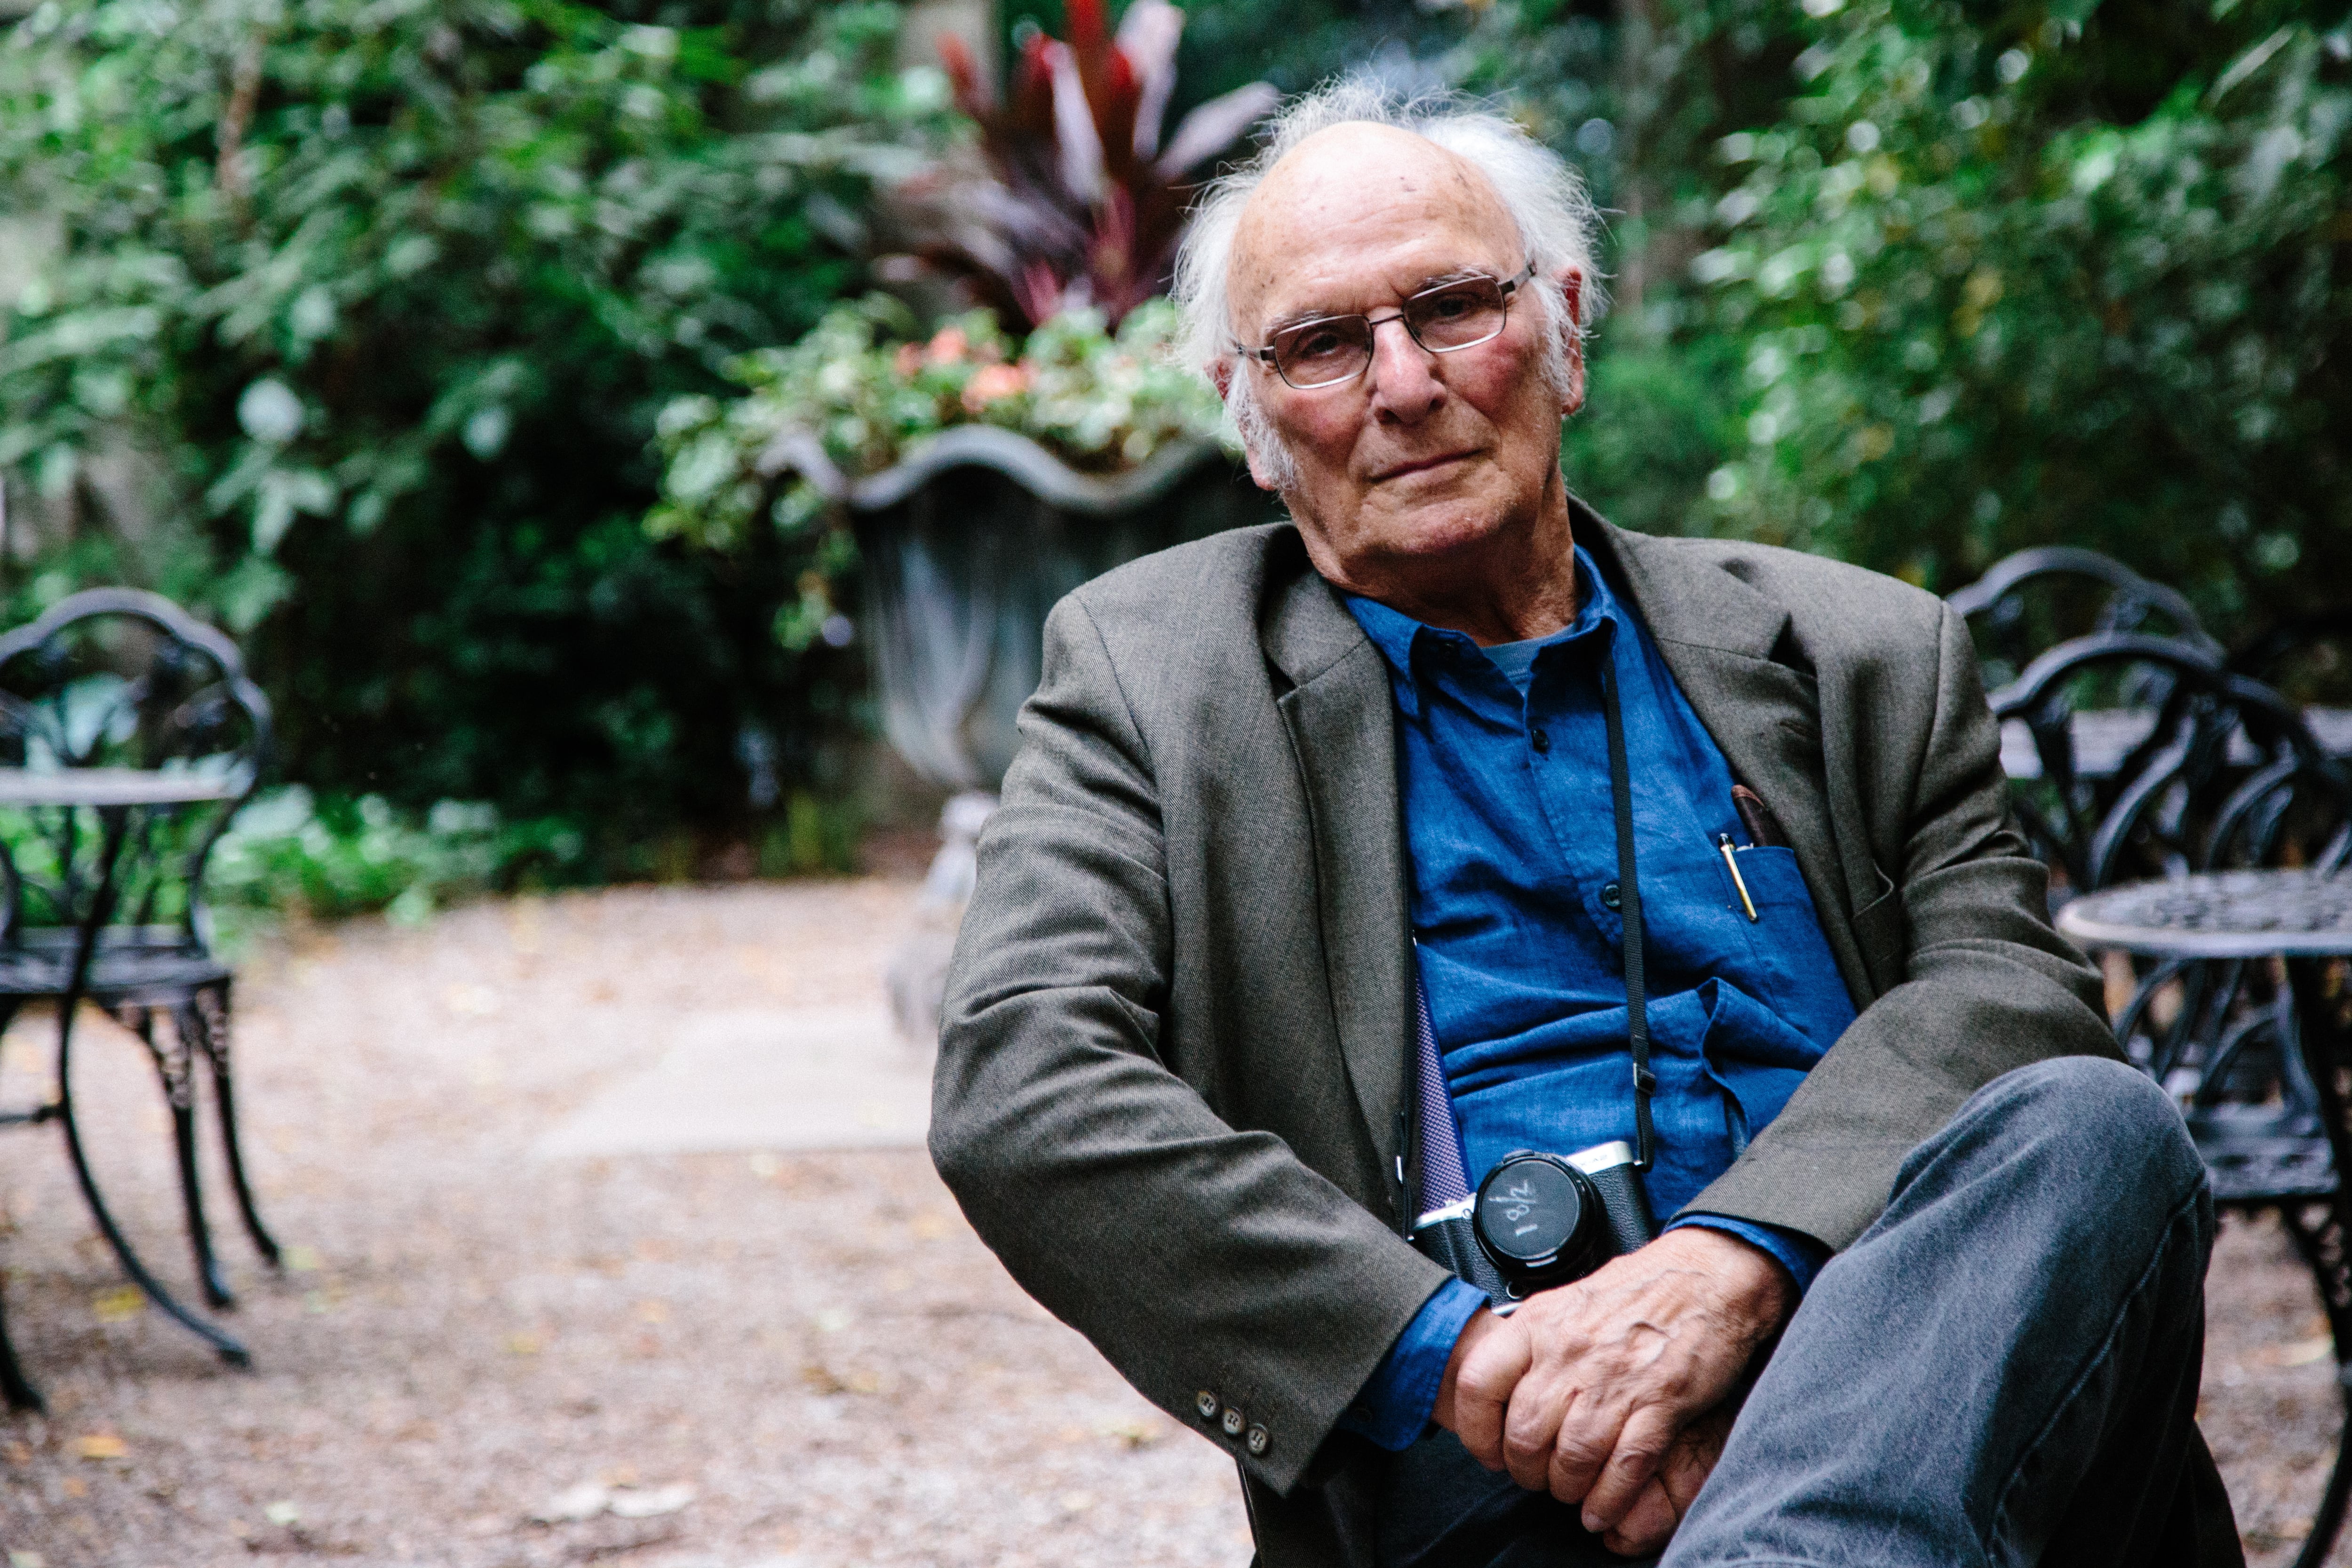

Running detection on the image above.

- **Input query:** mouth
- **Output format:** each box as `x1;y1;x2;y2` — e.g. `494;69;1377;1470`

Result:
1370;449;1480;485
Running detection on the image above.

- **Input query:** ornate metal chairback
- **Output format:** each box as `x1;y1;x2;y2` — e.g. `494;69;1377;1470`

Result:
1949;546;2222;693
2003;636;2352;1202
0;589;272;949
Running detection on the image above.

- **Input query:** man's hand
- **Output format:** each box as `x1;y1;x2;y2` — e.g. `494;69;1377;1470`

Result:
1595;1404;1735;1555
1430;1228;1791;1540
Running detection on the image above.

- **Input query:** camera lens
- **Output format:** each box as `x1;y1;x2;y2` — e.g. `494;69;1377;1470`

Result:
1474;1151;1603;1289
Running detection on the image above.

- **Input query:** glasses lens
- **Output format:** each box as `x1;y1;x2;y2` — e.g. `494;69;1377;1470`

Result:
1272;317;1375;389
1404;278;1508;351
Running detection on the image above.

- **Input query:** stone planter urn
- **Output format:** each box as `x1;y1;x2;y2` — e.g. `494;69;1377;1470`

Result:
762;425;1274;1042
765;423;1274;793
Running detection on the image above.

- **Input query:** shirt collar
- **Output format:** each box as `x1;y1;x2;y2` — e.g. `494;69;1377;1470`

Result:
1343;545;1622;717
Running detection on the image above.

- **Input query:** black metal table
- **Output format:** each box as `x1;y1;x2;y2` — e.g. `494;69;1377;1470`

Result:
0;766;254;1411
2059;869;2352;1565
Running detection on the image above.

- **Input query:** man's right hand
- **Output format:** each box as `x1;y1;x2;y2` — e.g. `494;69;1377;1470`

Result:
1428;1228;1788;1540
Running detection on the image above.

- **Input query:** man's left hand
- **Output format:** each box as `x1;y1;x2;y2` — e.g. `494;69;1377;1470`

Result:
1436;1227;1792;1536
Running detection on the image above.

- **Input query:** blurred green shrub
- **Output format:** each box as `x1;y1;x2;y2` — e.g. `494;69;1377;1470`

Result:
0;0;948;854
1689;0;2351;626
206;786;587;927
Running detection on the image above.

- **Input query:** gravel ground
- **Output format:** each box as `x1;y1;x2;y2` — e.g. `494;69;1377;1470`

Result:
0;876;2341;1565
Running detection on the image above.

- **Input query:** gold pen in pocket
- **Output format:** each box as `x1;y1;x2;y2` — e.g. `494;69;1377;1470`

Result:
1716;832;1759;923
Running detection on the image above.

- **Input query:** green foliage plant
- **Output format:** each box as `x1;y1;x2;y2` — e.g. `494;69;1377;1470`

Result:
0;0;950;849
204;785;586;930
1685;0;2352;624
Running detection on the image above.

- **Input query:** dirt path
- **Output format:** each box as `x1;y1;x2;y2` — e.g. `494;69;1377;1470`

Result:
0;878;2340;1564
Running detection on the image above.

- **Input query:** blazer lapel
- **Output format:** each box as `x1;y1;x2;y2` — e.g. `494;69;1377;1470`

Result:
1585;514;1879;1008
1263;567;1414;1167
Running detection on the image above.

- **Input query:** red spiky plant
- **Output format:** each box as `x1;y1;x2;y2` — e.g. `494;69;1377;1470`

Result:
887;0;1275;331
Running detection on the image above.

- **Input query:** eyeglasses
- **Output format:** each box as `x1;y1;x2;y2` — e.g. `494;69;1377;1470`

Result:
1232;263;1538;391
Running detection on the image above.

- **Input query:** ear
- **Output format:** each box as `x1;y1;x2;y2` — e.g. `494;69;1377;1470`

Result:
1208;359;1234;401
1242;444;1281;493
1553;266;1588;420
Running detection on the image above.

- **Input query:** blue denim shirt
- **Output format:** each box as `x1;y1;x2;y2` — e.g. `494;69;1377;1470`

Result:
1335;547;1859;1450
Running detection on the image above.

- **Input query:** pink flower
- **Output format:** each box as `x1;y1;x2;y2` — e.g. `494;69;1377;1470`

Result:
961;363;1030;413
893;343;922;379
925;326;970;366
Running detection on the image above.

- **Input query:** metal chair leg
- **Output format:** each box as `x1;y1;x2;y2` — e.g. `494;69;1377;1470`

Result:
0;1264;41;1413
54;813;248;1369
191;986;278;1267
55;999;246;1365
133;1006;232;1311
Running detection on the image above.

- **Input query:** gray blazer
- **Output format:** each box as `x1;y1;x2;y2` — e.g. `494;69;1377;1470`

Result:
933;508;2116;1565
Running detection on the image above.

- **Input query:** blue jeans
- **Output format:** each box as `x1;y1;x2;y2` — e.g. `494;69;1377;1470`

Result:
1377;1058;2240;1568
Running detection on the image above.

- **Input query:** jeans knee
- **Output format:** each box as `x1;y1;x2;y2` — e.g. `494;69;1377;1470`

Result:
1976;1055;2205;1203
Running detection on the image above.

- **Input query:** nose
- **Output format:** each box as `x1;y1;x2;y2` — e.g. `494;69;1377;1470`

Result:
1364;313;1446;422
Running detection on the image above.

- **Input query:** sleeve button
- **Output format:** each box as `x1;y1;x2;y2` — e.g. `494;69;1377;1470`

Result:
1195;1391;1219;1420
1246;1425;1271;1456
1221;1407;1245;1437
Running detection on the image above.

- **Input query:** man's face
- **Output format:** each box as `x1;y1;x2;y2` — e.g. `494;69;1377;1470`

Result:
1219;124;1585;589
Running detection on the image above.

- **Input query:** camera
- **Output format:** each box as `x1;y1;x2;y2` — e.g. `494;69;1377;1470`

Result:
1411;1142;1657;1311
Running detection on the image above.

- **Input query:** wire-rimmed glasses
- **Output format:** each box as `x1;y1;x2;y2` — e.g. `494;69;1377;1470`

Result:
1232;262;1538;391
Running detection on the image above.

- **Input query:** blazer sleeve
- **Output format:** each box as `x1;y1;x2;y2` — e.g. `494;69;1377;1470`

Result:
931;594;1453;1496
1683;603;2118;1250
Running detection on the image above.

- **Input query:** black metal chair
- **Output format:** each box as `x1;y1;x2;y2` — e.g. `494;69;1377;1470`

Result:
1949;545;2222;693
1994;632;2352;1566
0;589;281;1393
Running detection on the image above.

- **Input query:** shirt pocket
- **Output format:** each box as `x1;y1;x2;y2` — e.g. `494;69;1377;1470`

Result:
1714;846;1860;1044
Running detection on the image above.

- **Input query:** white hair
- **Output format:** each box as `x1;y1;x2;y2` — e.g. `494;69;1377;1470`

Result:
1171;78;1605;486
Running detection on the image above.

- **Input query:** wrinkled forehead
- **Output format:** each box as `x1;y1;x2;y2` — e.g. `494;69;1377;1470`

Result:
1228;123;1522;338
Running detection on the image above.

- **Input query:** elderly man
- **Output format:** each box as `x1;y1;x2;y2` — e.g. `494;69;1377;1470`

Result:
932;82;2238;1568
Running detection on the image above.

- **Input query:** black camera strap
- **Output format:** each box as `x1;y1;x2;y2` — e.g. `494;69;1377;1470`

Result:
1599;660;1657;1173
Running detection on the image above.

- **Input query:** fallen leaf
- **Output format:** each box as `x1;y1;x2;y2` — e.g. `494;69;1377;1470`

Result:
910;1213;951;1240
12;1551;49;1568
812;1307;850;1334
2269;1517;2314;1541
283;1245;322;1274
1101;1417;1166;1449
529;1481;610;1524
746;1152;780;1178
2273;1337;2333;1367
504;1333;543;1356
61;1477;87;1498
608;1482;695;1520
263;1501;299;1527
91;1287;143;1324
1060;1491;1096;1514
72;1434;127;1461
3;1441;29;1465
635;1299;670;1324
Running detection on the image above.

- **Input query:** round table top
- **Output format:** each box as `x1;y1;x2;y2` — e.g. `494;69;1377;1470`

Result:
0;766;247;807
2058;869;2352;959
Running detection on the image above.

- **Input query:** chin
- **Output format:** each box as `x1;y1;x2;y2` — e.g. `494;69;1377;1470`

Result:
1369;501;1511;562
